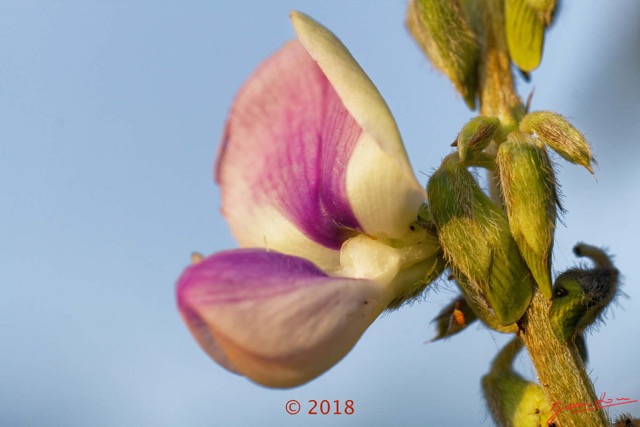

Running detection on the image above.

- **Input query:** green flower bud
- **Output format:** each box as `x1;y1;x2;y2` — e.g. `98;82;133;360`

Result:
505;0;547;72
482;338;552;427
549;243;619;342
498;131;561;299
427;155;534;325
456;116;501;163
520;111;595;173
406;0;479;109
431;295;478;341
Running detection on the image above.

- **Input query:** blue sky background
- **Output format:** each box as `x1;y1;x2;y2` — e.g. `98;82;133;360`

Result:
1;1;639;426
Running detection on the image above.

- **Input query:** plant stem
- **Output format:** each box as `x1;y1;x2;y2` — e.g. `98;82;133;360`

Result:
477;1;607;426
519;294;608;427
477;0;524;204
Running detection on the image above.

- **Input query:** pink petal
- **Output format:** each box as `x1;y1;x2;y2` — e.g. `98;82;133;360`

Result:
177;249;387;388
217;41;362;257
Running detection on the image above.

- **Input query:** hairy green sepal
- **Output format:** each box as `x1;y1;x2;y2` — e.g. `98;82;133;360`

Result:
427;155;534;325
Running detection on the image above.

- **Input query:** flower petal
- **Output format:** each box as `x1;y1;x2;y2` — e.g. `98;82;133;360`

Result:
345;133;427;240
217;40;363;270
290;12;427;232
177;249;387;388
217;13;427;270
290;11;415;171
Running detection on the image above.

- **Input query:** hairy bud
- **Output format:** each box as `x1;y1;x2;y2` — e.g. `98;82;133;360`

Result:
505;0;550;72
498;131;561;299
427;155;534;325
456;116;501;163
406;0;479;109
520;111;595;173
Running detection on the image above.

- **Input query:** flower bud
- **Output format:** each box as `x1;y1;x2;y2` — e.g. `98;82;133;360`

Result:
482;338;552;427
430;296;478;341
505;0;548;72
406;0;479;109
520;111;595;173
549;243;619;342
456;116;501;163
505;0;556;72
427;155;534;325
498;131;560;299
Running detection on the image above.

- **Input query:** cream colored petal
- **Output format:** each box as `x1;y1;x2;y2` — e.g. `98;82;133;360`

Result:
290;11;417;176
345;133;426;241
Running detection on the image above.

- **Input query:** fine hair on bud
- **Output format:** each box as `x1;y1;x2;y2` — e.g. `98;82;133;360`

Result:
497;130;562;299
406;0;479;109
427;154;533;326
519;111;595;174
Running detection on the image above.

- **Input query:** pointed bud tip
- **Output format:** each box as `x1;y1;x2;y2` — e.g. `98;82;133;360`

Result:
520;111;594;173
457;116;500;162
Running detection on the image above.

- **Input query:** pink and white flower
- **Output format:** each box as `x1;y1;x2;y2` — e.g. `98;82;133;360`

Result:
177;11;442;388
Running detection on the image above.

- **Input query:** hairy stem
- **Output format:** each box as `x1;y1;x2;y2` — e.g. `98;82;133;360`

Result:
477;0;523;205
519;294;608;427
477;1;607;426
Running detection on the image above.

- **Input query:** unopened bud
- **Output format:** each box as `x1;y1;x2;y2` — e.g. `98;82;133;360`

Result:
406;0;479;109
549;243;619;342
482;338;552;427
520;111;594;173
498;131;560;299
505;0;547;72
427;155;534;325
456;116;501;162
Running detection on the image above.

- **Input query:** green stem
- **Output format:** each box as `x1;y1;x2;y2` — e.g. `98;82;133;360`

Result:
477;1;607;426
519;294;608;427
